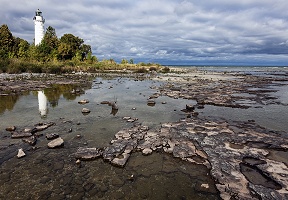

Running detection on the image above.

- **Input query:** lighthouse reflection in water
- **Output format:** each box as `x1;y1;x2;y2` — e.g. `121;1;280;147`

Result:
38;91;48;118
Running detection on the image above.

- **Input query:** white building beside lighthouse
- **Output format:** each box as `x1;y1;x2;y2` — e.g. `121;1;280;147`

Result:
33;9;45;46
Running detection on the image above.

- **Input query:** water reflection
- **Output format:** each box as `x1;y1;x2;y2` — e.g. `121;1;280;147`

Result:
38;91;48;118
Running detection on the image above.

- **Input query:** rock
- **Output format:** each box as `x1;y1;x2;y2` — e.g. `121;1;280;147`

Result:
46;133;59;140
11;131;32;138
147;100;156;106
6;126;16;131
81;108;90;114
142;148;153;155
47;137;64;148
22;136;37;146
17;148;26;158
31;122;55;134
78;99;89;104
75;147;102;160
100;101;110;104
111;152;130;167
186;104;195;111
109;101;118;110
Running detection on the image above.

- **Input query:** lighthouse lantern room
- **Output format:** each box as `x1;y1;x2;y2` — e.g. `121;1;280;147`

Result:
33;9;45;46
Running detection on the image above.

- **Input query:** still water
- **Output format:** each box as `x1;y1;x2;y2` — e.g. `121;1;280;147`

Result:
0;77;219;200
0;71;287;199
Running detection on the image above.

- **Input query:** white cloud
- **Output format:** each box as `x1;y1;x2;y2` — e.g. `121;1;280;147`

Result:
1;0;288;65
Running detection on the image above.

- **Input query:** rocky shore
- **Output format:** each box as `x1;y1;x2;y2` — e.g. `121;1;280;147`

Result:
1;68;288;199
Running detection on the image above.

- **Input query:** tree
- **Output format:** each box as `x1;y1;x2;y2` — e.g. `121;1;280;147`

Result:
42;26;59;55
0;24;14;58
121;59;128;64
17;39;30;58
57;42;73;60
59;34;84;59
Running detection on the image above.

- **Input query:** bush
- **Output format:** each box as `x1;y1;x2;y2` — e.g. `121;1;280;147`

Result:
135;67;147;73
161;67;170;73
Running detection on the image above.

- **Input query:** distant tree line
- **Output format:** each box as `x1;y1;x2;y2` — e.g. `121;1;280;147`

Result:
0;24;96;63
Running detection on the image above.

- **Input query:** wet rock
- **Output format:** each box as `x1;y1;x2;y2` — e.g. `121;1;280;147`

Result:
31;122;55;133
11;131;32;138
47;137;64;148
78;99;89;104
142;148;153;155
22;136;37;146
111;152;130;167
5;126;16;131
147;99;156;106
103;140;127;162
81;108;91;114
17;148;26;158
75;147;102;160
122;116;131;120
46;133;59;140
186;104;195;111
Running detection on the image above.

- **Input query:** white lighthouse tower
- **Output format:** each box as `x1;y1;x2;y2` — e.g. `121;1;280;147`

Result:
33;9;45;46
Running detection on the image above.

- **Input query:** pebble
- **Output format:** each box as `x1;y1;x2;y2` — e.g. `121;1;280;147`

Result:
17;148;26;158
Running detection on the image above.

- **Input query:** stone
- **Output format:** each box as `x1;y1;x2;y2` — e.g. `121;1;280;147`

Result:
46;133;59;140
11;131;32;138
47;137;64;148
142;148;153;155
22;136;37;146
81;108;91;114
78;99;89;104
75;147;102;160
6;126;16;131
111;152;130;167
147;100;156;106
17;148;26;158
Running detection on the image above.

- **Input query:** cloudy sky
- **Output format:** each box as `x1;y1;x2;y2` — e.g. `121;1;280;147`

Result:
1;0;288;65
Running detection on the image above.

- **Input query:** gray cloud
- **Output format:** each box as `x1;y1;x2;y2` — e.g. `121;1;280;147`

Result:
1;0;288;65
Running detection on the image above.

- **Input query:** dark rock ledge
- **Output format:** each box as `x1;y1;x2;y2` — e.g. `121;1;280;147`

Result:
75;118;288;199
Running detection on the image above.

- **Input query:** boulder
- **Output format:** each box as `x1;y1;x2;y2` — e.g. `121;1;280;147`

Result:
47;137;64;148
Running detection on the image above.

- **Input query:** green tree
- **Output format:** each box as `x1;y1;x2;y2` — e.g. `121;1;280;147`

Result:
0;24;14;58
59;34;84;60
57;42;73;60
80;44;91;60
17;39;30;58
42;26;59;55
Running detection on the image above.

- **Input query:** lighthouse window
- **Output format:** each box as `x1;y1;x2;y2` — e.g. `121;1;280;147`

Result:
36;9;42;16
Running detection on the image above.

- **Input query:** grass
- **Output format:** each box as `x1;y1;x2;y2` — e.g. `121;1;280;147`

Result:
0;58;167;74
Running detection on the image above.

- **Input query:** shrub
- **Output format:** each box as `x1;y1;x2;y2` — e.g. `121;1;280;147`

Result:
135;67;147;73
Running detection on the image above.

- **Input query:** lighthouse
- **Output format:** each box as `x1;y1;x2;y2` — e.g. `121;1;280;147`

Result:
33;9;45;45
